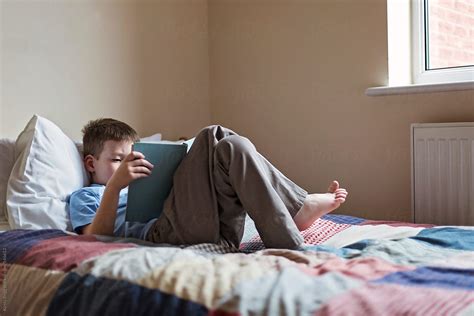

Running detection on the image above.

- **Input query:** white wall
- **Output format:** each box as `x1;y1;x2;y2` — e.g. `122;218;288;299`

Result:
208;0;474;221
1;0;210;140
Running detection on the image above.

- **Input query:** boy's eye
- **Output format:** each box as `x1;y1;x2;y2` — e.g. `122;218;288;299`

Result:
112;159;122;162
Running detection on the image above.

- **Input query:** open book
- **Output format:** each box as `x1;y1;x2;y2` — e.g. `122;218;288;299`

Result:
125;138;194;223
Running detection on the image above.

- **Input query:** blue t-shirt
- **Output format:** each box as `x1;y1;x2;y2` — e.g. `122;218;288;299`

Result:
68;184;157;240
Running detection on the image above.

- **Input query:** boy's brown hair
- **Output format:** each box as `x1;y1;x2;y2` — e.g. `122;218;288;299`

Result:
82;118;139;158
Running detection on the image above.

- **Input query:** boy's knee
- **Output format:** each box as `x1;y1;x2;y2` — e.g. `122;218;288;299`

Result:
215;135;255;158
198;125;238;140
200;125;219;133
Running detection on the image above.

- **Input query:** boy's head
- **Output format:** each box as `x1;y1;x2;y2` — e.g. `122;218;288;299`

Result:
82;118;139;185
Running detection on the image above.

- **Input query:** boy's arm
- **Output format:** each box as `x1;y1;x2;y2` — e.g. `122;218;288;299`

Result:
82;151;153;236
81;185;121;235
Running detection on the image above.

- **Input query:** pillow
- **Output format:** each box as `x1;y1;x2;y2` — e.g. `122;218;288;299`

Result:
6;115;89;230
140;133;162;142
0;138;16;222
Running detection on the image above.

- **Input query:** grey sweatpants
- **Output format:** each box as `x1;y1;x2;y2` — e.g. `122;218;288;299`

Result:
146;125;307;249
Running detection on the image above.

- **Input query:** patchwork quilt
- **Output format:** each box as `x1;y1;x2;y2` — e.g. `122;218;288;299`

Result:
1;214;473;316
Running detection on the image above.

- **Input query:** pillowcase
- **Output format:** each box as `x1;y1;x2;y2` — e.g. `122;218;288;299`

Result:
0;139;16;222
140;133;162;142
6;115;89;230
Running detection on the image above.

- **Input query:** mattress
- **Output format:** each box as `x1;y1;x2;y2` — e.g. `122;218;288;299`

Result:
0;138;15;224
0;221;10;232
2;214;473;316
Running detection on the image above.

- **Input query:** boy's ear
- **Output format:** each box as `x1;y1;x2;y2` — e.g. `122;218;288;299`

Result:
84;154;95;173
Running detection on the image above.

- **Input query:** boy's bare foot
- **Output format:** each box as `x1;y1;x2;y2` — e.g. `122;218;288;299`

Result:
293;180;348;231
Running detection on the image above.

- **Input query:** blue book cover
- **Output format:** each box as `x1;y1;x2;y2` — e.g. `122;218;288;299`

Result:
126;139;193;223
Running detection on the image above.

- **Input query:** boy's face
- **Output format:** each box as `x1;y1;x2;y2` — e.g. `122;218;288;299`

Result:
85;140;133;185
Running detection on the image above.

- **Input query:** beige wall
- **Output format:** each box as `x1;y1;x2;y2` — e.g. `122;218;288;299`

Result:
1;0;210;141
2;0;473;221
208;0;474;221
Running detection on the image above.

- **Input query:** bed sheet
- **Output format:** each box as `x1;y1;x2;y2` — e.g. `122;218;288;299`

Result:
1;214;473;316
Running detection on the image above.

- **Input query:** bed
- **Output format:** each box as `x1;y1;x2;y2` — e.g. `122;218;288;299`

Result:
2;214;474;315
1;116;474;315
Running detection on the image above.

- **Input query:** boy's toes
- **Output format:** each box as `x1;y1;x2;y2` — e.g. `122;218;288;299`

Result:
328;180;339;193
335;197;346;203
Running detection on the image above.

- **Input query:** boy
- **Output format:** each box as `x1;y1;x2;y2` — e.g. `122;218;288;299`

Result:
69;118;348;249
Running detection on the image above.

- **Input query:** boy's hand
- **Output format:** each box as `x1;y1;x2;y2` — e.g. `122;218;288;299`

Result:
107;151;154;191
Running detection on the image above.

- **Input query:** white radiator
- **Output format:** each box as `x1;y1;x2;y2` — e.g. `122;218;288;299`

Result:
411;122;474;226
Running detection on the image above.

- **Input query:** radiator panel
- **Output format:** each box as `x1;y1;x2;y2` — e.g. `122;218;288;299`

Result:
412;124;474;226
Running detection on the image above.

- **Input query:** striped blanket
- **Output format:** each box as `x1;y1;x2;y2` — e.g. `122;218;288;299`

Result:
1;214;473;315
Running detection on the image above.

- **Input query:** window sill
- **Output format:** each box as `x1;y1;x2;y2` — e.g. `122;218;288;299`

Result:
365;81;474;96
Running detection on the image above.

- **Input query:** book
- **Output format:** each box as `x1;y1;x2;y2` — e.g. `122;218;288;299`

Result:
125;139;194;223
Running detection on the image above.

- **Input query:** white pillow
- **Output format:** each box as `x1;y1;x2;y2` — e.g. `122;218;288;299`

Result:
6;115;88;230
140;133;162;142
0;139;16;222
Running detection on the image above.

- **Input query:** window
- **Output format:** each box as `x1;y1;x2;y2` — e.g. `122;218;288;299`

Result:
412;0;474;84
367;0;473;95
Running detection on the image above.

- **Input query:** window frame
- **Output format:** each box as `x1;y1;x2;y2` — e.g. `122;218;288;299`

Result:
411;0;474;84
